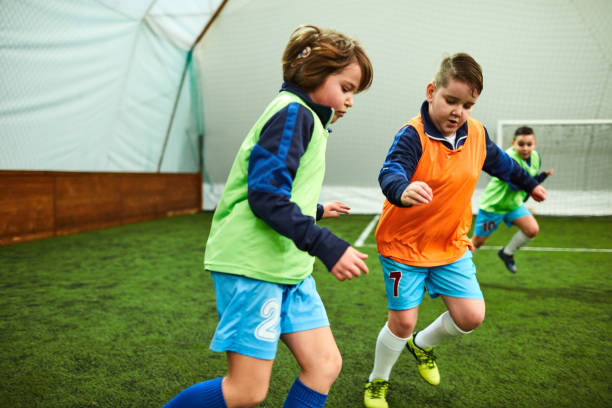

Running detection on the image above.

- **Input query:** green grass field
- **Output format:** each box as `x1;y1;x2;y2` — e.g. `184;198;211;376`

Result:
1;212;611;407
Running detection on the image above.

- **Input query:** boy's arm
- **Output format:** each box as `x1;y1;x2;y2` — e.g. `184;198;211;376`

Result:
378;125;422;206
247;103;349;271
482;129;539;193
534;154;553;183
502;152;550;193
534;172;549;183
317;201;351;220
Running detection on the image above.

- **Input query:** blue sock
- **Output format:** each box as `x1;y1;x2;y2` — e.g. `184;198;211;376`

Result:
283;378;328;408
163;377;227;408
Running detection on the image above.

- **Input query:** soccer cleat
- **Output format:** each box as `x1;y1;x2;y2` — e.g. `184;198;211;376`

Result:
406;333;440;386
364;379;390;408
498;248;518;273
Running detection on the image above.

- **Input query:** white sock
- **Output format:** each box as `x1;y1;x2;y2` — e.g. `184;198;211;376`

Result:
414;311;470;349
503;230;532;255
368;322;410;381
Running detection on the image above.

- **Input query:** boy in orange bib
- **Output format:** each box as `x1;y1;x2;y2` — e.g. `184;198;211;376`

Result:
363;53;547;408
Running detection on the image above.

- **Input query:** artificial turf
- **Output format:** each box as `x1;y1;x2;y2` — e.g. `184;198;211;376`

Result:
1;213;611;407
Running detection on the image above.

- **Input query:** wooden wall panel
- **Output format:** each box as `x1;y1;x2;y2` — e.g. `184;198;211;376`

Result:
164;174;201;215
120;174;166;223
0;171;202;246
55;173;124;235
0;172;55;244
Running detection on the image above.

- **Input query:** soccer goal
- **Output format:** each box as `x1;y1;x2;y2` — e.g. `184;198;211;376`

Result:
473;119;612;216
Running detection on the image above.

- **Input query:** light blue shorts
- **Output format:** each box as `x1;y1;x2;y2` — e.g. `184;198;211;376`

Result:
379;250;483;310
209;272;329;360
473;205;532;237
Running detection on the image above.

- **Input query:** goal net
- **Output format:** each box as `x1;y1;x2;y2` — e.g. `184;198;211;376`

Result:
473;120;612;216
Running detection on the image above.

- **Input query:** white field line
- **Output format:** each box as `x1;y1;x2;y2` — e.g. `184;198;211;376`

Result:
480;245;612;253
354;214;380;247
357;243;612;253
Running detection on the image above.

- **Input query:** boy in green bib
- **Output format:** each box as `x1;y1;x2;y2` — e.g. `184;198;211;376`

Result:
472;126;553;273
164;25;373;408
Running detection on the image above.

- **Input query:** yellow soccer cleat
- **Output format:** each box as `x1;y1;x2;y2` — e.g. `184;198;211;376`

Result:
364;379;390;408
406;333;440;386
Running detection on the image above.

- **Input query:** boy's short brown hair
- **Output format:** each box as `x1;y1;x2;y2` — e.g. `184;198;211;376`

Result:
282;25;373;93
433;52;483;97
513;126;535;140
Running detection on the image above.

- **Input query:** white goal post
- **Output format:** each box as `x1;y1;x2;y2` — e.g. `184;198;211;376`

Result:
481;119;612;216
495;119;612;148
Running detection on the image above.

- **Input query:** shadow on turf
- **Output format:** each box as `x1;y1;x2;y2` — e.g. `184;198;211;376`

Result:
480;282;610;304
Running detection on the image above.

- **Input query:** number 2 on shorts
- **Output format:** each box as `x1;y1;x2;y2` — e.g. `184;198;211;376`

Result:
254;298;280;342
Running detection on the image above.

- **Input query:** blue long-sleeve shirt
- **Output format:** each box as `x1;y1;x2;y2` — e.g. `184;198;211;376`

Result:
247;82;349;271
379;101;539;206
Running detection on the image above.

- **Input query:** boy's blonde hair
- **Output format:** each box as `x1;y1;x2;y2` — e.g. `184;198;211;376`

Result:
282;25;373;93
433;53;483;97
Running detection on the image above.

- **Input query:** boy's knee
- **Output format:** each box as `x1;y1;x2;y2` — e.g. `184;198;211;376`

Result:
320;348;342;382
398;320;417;336
224;378;269;407
388;317;417;338
523;225;539;238
471;235;486;249
238;388;268;408
452;308;485;332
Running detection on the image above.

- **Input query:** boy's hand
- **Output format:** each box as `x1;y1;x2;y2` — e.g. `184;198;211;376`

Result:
322;201;350;219
545;168;554;176
530;185;547;202
330;247;369;281
401;181;433;206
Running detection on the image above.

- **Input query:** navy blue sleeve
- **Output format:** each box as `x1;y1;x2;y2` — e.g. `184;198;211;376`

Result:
507;181;520;191
316;204;324;221
503;153;548;192
534;152;550;183
482;128;538;194
521;152;549;202
378;125;423;206
247;102;349;271
534;172;549;183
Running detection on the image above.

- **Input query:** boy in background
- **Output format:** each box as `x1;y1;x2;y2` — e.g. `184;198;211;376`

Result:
472;126;553;273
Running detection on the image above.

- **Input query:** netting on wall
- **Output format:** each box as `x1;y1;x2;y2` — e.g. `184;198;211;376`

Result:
0;0;221;174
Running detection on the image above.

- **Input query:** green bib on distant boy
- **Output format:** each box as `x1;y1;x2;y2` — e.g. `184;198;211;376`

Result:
479;147;541;213
204;92;328;285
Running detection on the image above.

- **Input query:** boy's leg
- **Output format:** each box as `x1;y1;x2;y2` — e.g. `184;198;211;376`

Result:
163;377;226;408
364;256;427;406
362;310;417;407
281;326;340;407
423;250;485;340
224;352;275;407
414;308;472;348
438;297;485;335
373;309;418;381
500;213;538;272
472;209;502;250
202;273;283;407
506;215;538;252
471;234;488;250
163;352;274;408
410;250;484;385
408;298;484;387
